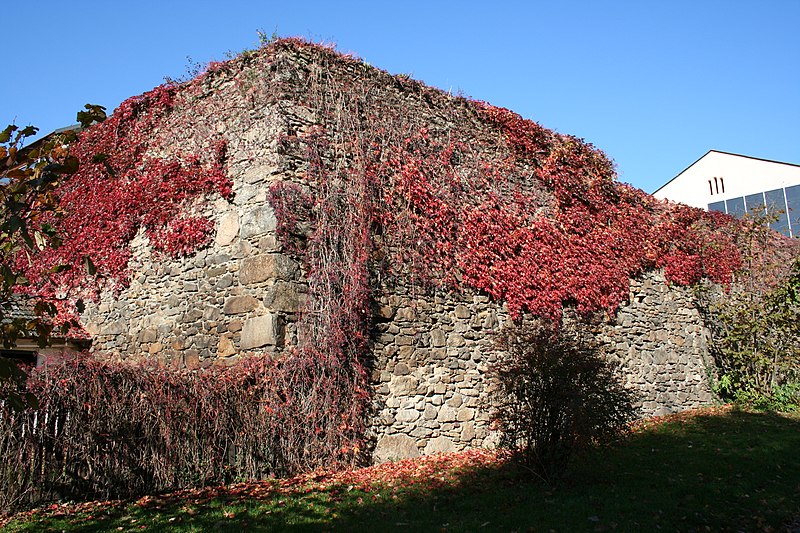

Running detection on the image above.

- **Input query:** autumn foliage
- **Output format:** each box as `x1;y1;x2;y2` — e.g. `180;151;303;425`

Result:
0;352;368;511
0;38;761;510
15;84;232;312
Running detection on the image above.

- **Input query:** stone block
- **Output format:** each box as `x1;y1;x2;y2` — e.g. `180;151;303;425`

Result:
263;281;304;312
239;205;277;238
430;329;446;348
460;422;476;442
139;327;158;343
240;254;298;284
217;336;236;357
481;311;498;329
423;405;438;420
378;305;395;319
437;406;457;423
185;350;200;370
214;211;239;246
373;434;420;464
223;295;259;315
394;362;410;376
447;333;465;347
395;335;414;346
240;313;282;349
446;395;463;408
424;436;455;455
258;235;279;251
395;408;420;423
395;307;416;321
454;305;470;319
397;346;415;359
457;408;475;422
389;376;419;395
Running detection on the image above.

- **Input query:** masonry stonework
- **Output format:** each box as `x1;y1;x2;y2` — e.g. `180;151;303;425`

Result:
79;42;716;463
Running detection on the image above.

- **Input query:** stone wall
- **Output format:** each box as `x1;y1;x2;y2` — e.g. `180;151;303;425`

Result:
79;42;716;464
368;271;715;463
369;292;508;463
601;271;714;417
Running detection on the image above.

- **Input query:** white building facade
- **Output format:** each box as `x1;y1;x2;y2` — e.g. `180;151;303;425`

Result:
653;150;800;237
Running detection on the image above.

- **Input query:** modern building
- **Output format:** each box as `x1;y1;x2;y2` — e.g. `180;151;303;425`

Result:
653;150;800;237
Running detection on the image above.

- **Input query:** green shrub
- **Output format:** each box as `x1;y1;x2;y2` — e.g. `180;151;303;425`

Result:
701;255;800;410
723;381;800;412
491;321;637;483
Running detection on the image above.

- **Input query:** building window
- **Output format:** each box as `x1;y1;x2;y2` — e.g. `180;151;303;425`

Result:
725;197;746;218
785;184;800;237
708;180;714;195
720;177;725;193
708;201;726;213
745;192;765;215
765;188;790;237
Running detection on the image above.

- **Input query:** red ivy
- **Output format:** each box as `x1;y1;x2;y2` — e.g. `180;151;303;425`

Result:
18;84;233;312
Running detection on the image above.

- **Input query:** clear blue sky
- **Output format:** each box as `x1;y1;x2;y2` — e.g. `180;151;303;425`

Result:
3;0;798;193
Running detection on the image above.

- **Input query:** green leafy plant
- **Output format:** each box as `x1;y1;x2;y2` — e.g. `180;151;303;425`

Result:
697;207;800;411
491;320;637;483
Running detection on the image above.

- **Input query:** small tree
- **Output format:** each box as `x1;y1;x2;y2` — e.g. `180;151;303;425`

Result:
696;207;800;410
0;105;105;409
704;257;800;410
492;320;637;483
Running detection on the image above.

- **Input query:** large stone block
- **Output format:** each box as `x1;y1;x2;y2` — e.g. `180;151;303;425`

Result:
239;205;277;238
424;436;455;455
240;313;282;349
223;295;259;315
215;211;240;246
263;281;304;312
373;434;420;464
239;254;298;285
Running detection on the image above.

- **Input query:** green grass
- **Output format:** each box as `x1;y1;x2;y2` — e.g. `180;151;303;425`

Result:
3;408;799;532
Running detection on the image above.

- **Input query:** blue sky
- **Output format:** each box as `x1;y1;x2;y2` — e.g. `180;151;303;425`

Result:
3;0;798;193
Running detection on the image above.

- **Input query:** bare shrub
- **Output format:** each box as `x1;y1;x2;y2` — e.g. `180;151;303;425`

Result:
492;320;637;483
0;352;365;512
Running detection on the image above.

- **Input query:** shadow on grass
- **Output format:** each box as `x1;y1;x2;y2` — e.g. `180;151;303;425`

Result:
6;410;800;532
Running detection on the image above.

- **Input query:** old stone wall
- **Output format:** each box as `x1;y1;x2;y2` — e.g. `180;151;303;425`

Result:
369;291;508;463
601;271;714;416
80;61;307;367
80;42;716;464
368;270;714;462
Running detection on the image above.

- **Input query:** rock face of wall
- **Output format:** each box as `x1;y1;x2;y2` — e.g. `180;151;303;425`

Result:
368;271;714;462
602;271;714;417
80;41;716;463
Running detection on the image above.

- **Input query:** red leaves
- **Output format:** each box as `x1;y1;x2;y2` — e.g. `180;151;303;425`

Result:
17;84;232;317
369;112;743;321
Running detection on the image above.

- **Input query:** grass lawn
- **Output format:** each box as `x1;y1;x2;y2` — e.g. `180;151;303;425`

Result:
2;406;798;532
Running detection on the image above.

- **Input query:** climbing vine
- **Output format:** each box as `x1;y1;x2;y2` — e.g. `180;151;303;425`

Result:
16;84;232;314
5;39;773;498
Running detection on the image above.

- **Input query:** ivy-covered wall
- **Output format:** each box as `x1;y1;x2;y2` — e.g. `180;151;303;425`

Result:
33;40;728;462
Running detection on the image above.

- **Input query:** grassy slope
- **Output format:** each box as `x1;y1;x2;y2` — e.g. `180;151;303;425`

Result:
3;407;799;532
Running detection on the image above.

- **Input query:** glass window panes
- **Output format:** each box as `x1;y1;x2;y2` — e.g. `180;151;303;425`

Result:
785;184;800;237
725;197;746;219
745;192;765;216
708;201;726;213
765;188;791;236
